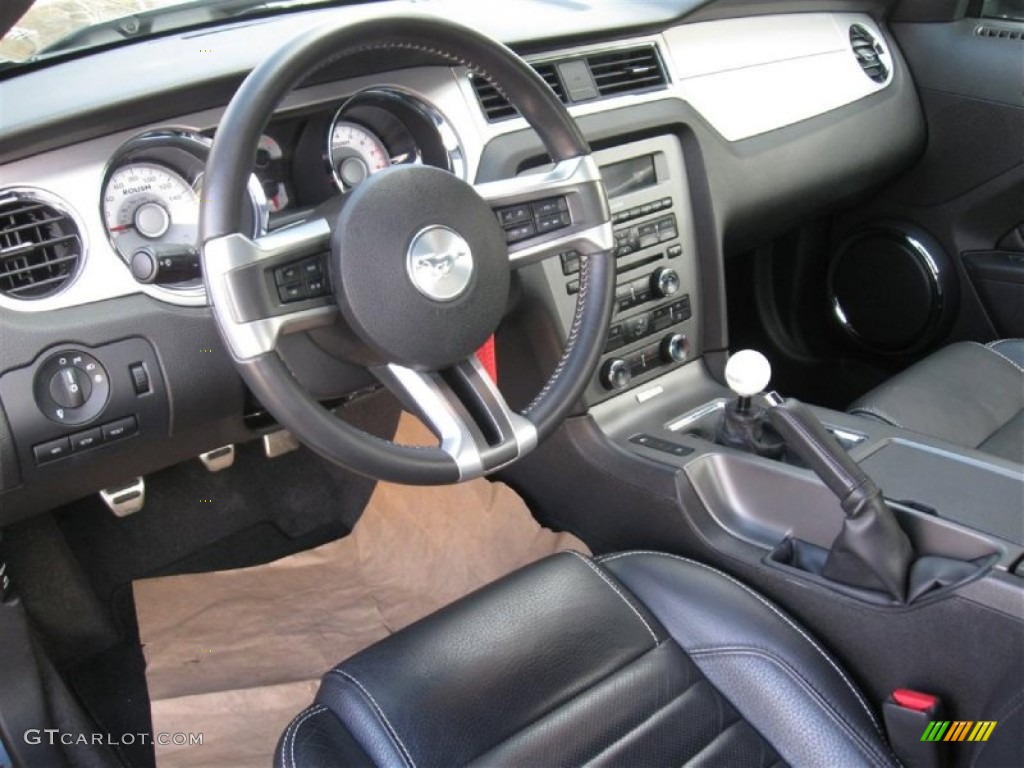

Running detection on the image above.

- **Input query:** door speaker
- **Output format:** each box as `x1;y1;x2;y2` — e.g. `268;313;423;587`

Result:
828;225;958;355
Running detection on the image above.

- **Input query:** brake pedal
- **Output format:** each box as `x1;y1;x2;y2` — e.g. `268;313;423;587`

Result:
99;477;145;517
199;444;235;472
263;429;299;458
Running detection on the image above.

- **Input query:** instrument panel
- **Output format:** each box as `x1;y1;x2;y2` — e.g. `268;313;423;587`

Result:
92;87;464;298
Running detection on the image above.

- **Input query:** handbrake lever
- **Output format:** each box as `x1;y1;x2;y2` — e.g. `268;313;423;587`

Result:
766;398;914;601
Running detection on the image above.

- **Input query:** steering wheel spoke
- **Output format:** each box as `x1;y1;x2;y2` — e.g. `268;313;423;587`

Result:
374;357;538;479
475;155;613;268
204;217;338;360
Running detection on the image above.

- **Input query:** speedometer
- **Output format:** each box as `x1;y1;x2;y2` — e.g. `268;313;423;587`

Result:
328;121;390;190
102;162;198;258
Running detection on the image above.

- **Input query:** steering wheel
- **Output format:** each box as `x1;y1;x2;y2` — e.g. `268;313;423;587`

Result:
200;16;614;485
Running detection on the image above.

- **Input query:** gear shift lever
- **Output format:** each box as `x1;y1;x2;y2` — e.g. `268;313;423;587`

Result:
715;350;785;459
724;349;773;414
766;399;914;600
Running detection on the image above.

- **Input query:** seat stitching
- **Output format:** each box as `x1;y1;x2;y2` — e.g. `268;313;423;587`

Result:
565;551;659;645
598;551;883;736
849;405;903;429
679;717;745;768
330;669;417;768
465;643;675;764
690;646;896;767
283;704;326;768
580;682;702;765
969;689;1024;768
976;340;1024;374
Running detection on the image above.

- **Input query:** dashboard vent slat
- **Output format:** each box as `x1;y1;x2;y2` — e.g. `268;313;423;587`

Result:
585;46;667;97
470;44;667;122
0;191;83;300
848;24;889;83
975;24;1023;40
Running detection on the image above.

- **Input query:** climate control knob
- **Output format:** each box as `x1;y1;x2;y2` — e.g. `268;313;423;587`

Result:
600;358;632;391
660;333;690;364
651;267;680;298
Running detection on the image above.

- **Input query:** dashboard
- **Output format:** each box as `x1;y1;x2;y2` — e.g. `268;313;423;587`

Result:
0;0;923;522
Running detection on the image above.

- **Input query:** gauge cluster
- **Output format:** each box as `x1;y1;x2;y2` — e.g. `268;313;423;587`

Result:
252;87;465;213
100;130;267;295
95;89;462;305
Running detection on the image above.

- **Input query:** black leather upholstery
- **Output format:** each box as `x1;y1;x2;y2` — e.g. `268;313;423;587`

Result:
850;340;1024;463
277;551;898;767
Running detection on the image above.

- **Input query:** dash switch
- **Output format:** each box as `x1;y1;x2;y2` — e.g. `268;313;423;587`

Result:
129;363;151;395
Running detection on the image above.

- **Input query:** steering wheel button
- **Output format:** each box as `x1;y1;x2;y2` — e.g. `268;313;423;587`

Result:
505;222;535;243
532;197;568;217
301;259;322;277
497;204;532;226
275;264;301;285
279;282;307;302
536;212;571;233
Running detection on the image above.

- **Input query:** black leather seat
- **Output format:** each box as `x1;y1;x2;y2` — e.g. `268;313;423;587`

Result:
277;550;898;767
850;339;1024;464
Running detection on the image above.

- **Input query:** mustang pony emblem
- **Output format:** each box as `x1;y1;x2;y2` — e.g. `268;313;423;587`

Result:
406;226;474;301
415;250;467;279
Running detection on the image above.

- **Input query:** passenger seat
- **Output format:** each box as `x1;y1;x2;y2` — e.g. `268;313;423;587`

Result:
849;340;1024;464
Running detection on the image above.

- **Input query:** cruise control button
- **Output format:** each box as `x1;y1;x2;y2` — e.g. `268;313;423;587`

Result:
275;264;300;285
566;279;580;295
279;282;307;302
71;428;103;452
34;437;70;464
103;416;138;442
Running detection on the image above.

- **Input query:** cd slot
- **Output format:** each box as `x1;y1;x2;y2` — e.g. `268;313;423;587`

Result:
617;253;663;276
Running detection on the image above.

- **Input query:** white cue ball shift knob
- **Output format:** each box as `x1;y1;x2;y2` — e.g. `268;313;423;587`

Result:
725;350;772;398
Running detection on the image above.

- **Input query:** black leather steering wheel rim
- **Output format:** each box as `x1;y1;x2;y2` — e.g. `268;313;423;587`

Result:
200;15;615;484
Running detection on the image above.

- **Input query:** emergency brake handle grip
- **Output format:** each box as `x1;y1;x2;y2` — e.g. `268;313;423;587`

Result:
765;398;877;517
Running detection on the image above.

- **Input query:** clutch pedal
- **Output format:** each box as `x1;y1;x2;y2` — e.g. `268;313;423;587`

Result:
99;477;145;517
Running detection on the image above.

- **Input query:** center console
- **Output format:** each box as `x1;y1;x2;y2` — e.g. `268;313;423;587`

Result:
529;135;702;405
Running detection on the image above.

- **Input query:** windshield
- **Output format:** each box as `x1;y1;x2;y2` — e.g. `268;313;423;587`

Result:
0;0;376;65
2;1;190;61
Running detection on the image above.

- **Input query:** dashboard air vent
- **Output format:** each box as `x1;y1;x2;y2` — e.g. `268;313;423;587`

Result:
471;62;566;121
470;44;667;122
0;190;83;300
975;24;1023;40
586;46;667;97
849;25;889;83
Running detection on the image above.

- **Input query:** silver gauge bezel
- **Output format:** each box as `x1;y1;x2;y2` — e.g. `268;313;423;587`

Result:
100;128;268;304
326;87;466;193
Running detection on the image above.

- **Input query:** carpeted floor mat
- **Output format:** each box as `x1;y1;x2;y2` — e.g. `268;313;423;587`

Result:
133;414;588;767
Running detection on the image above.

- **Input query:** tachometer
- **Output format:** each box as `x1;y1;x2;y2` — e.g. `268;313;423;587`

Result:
102;162;198;257
328;120;390;190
